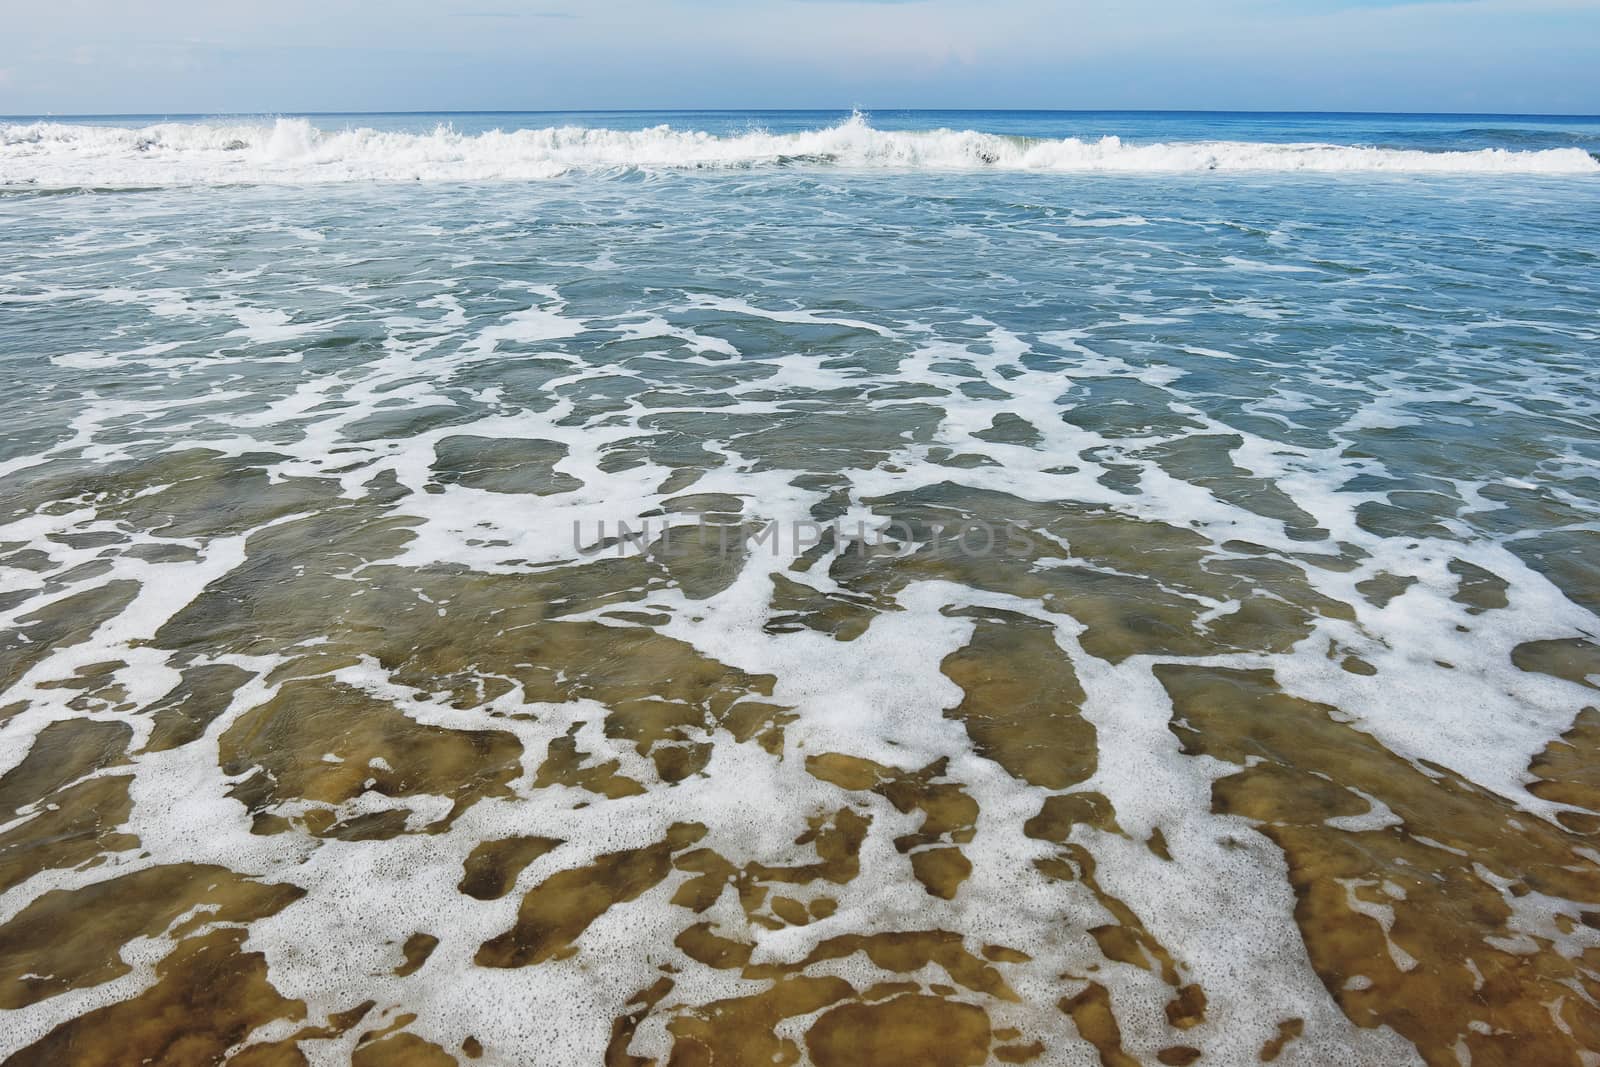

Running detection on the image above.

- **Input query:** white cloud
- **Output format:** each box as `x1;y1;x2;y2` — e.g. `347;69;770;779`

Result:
0;0;1596;113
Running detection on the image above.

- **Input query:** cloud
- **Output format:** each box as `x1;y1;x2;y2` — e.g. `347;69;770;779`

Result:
1313;0;1463;5
450;9;578;17
3;0;1596;114
1304;0;1469;8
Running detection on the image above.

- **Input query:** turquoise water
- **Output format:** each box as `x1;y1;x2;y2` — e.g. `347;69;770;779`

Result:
1;112;1599;1064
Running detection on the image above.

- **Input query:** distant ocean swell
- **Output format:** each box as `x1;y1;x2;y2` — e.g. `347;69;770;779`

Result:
3;112;1597;186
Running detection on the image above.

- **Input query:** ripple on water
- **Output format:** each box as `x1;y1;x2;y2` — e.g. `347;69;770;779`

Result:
0;172;1597;1065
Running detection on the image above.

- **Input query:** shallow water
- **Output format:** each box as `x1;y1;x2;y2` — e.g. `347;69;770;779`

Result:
1;113;1599;1066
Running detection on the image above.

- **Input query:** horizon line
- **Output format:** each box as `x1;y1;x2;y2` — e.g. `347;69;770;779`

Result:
5;106;1600;121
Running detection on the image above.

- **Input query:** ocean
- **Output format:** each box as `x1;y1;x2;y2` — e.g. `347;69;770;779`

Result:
1;109;1598;1065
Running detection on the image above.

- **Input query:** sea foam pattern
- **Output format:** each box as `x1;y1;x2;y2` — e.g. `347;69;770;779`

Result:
2;113;1598;186
2;120;1600;1066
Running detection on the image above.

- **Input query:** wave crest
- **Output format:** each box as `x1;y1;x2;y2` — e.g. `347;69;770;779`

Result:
3;113;1596;186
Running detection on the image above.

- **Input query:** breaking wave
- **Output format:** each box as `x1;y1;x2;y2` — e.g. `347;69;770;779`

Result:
3;112;1597;186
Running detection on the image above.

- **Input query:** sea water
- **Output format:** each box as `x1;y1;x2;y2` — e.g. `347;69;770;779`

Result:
1;110;1599;1065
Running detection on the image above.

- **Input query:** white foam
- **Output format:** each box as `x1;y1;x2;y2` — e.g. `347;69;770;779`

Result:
2;187;1598;1066
3;114;1596;188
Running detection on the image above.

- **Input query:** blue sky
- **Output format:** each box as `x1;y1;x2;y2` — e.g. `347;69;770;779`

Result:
2;0;1597;115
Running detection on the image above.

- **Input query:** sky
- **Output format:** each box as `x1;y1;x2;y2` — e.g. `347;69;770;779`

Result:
1;0;1597;116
